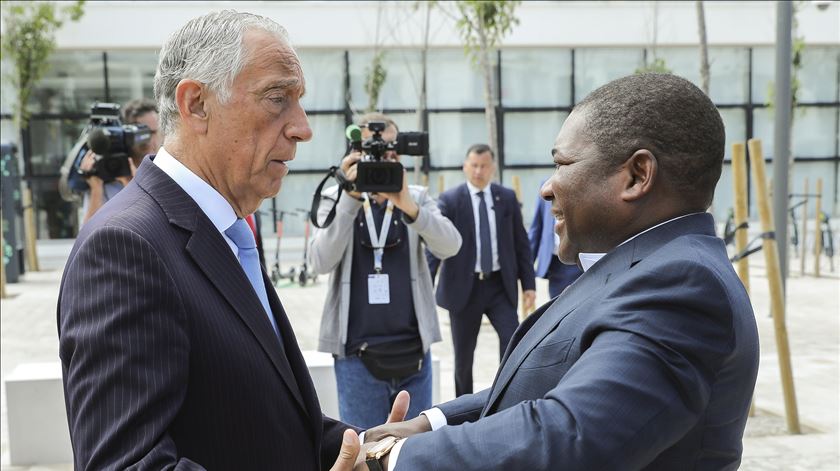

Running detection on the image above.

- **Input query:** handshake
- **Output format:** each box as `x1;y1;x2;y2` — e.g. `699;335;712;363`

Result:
331;391;428;471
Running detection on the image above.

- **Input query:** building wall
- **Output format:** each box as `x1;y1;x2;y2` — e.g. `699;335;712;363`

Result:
2;1;838;238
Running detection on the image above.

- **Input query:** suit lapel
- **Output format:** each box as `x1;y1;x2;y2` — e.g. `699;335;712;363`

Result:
186;217;309;414
263;271;322;442
134;158;309;416
479;212;719;416
481;244;633;416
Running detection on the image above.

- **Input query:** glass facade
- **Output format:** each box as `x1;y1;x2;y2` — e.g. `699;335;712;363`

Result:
3;46;838;239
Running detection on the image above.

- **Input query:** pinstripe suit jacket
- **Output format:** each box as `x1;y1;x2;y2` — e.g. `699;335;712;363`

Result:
58;158;351;470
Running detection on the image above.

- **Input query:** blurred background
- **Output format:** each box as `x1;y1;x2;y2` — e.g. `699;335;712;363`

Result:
0;0;837;241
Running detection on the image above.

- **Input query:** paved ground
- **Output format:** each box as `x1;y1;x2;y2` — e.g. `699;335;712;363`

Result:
1;236;838;470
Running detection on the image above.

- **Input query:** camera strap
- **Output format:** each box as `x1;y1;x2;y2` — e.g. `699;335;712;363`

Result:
310;166;344;229
362;193;393;273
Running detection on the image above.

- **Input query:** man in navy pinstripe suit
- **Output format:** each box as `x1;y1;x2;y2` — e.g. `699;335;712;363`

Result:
58;11;381;470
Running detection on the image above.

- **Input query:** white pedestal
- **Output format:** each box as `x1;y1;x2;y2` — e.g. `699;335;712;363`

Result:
302;350;340;418
5;362;72;465
3;355;440;465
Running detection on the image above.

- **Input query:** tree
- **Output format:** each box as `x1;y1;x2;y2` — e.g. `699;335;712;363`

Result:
452;0;520;158
0;0;85;130
696;0;710;95
635;1;671;74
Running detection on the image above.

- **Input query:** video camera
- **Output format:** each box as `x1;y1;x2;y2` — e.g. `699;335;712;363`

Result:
343;121;428;193
61;103;151;196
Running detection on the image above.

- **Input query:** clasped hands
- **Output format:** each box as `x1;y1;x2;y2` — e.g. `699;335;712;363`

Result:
330;390;432;471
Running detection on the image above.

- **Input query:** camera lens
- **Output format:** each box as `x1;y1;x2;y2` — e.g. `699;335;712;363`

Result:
369;168;389;185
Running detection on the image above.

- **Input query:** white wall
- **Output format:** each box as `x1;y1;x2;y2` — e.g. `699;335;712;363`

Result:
51;1;839;51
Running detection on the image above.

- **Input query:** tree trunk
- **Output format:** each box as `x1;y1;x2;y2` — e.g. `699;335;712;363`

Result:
477;19;499;161
415;1;431;184
696;1;710;95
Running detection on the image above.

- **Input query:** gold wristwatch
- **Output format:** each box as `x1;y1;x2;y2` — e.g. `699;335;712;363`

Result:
365;435;401;471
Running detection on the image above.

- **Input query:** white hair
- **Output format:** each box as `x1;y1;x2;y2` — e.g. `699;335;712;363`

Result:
154;10;291;137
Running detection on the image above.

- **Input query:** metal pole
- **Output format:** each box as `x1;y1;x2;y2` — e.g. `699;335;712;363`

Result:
772;0;793;291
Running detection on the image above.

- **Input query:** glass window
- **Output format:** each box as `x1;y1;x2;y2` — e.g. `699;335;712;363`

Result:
297;50;345;111
574;48;644;102
427;112;486;168
798;47;839;103
105;51;159;106
262;173;328;237
754;106;838;158
501;49;572;107
651;47;701;88
718;108;746;161
427;49;485;109
752;47;774;105
652;47;748;104
294;114;347;171
791;107;837;157
30;51;107;114
349;49;424;112
27;118;87;177
426;169;470;197
501;168;553;228
503;111;568;165
708;47;749;104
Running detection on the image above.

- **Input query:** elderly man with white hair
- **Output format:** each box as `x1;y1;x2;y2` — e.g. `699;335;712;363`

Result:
58;10;393;470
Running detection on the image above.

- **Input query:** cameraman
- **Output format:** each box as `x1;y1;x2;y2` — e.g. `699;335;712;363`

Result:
79;98;161;224
308;113;462;428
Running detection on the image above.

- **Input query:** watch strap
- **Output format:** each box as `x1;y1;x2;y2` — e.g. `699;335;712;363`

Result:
366;457;384;471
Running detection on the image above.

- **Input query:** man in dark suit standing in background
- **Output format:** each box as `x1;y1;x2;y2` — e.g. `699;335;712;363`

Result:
429;144;536;397
57;10;384;470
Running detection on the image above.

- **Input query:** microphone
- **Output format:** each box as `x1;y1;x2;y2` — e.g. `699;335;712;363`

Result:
345;124;362;142
345;124;362;152
87;127;113;155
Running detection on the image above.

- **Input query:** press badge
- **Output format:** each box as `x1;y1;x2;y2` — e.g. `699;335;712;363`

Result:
368;273;390;304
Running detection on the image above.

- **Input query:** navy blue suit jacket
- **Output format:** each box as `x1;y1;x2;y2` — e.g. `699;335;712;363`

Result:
398;213;759;470
429;183;535;312
528;187;557;278
58;158;352;470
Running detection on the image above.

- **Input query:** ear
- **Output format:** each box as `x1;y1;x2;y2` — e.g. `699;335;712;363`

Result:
175;79;209;135
619;149;657;202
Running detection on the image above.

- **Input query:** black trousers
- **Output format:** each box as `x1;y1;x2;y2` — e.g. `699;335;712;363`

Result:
449;274;518;397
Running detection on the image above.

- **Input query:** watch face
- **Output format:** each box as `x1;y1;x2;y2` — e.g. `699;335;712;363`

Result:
367;436;398;458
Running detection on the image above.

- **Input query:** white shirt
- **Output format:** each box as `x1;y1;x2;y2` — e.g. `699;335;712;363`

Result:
466;181;501;272
152;147;239;257
577;212;704;272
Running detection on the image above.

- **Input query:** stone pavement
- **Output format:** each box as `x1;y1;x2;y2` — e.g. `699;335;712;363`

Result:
1;237;838;470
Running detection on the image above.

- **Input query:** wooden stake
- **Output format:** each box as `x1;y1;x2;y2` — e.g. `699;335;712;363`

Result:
800;178;808;276
22;187;39;272
511;175;522;203
1;208;6;299
814;178;823;278
748;138;800;434
732;143;755;416
732;143;751;294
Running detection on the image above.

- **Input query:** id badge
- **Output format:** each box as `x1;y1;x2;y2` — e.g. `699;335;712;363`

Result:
368;273;390;304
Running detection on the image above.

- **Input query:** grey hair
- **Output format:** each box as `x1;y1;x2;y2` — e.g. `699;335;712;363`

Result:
154;10;291;137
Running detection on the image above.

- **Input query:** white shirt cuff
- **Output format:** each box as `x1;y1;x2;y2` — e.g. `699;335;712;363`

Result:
358;431;365;443
420;407;447;431
386;437;406;471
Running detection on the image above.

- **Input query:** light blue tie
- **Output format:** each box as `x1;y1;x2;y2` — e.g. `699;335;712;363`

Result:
225;218;281;341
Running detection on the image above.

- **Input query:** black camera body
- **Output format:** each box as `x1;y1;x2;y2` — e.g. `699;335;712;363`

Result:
82;103;151;183
349;121;429;193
